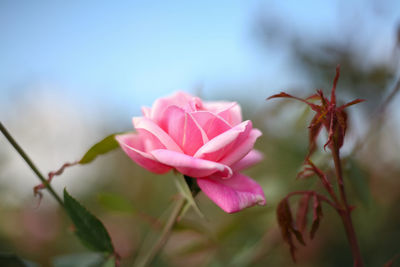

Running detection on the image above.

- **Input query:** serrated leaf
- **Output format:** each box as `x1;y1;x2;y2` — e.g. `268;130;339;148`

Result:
310;194;323;239
307;114;323;158
296;194;311;233
339;98;365;110
292;228;306;247
267;92;321;111
277;199;298;261
334;109;348;149
79;133;122;164
174;175;204;219
64;189;114;254
97;192;135;213
279;199;305;244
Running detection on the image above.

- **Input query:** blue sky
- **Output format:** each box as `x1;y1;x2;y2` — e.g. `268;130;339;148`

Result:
1;0;399;116
0;1;257;111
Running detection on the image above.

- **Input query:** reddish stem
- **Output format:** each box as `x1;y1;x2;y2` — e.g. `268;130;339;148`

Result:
306;160;341;206
332;145;364;267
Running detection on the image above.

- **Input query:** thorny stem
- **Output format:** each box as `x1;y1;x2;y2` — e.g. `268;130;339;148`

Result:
332;144;363;267
135;195;186;267
0;122;64;206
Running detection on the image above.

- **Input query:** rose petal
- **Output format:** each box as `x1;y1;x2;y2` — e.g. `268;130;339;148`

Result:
194;120;252;162
203;101;242;126
159;106;208;156
141;106;151;117
115;134;171;174
197;172;266;213
191;111;231;140
231;149;264;171
219;128;262;166
151;91;202;122
133;117;183;153
150;149;232;178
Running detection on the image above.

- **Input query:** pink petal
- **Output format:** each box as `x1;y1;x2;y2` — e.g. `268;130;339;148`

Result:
197;172;266;213
231;150;264;171
150;149;232;178
151;91;202;122
141;106;151;117
203;101;242;126
133;117;183;153
115;134;171;174
158;106;208;156
191;111;231;140
220;128;262;166
194;120;252;163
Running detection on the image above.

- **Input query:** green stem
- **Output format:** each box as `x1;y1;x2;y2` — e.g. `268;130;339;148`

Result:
135;195;186;267
0;122;64;206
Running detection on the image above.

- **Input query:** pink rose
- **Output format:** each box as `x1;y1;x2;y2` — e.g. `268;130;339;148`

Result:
116;91;265;213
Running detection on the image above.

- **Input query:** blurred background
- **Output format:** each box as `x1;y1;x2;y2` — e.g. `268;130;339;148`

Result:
1;0;400;266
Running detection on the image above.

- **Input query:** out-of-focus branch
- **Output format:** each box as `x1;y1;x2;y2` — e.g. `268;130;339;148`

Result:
352;75;400;155
134;195;186;267
0;122;64;206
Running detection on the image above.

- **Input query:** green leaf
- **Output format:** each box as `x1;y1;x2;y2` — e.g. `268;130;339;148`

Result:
97;192;135;213
63;189;114;254
174;175;204;219
79;133;122;164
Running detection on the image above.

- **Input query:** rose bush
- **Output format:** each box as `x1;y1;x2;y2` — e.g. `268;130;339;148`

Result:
116;92;265;213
